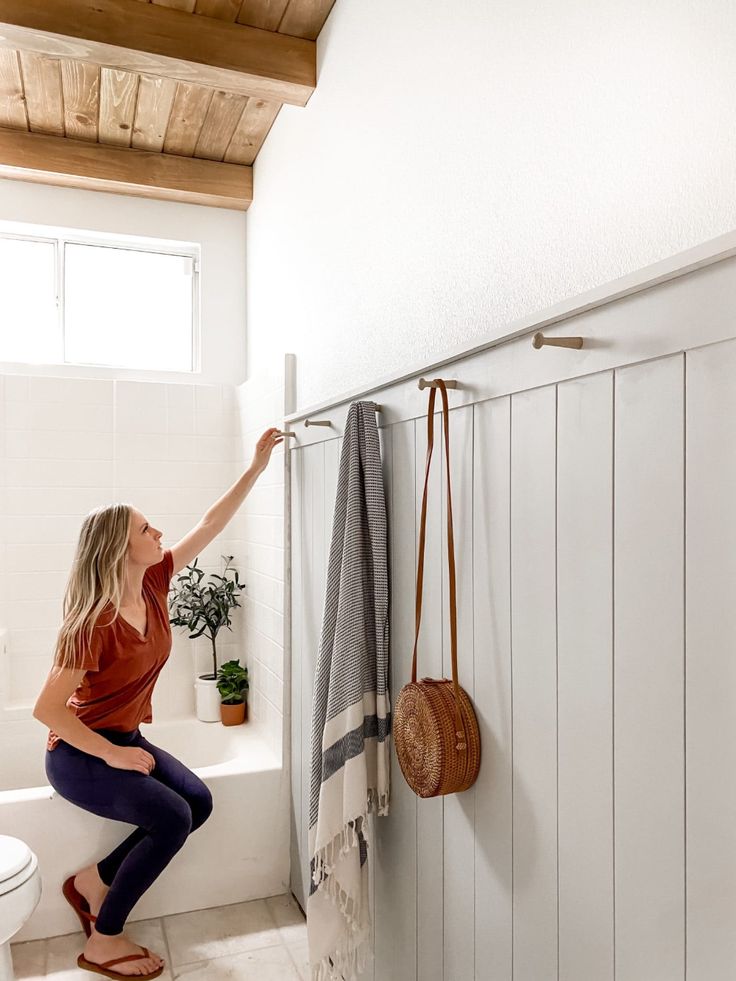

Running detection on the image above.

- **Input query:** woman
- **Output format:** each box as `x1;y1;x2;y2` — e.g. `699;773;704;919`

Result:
33;427;284;980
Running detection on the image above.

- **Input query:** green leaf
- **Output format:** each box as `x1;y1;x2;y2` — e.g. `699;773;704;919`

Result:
168;554;249;682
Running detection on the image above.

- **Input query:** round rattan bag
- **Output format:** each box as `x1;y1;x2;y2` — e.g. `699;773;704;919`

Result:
393;379;481;798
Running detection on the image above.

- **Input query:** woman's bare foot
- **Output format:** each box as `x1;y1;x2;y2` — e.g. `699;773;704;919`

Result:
74;864;110;918
84;927;165;975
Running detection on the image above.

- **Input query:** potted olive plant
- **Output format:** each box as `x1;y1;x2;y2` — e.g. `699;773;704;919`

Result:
217;659;250;726
169;554;246;723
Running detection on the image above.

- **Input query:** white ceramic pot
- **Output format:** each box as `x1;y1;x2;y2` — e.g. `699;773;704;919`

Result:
194;675;221;722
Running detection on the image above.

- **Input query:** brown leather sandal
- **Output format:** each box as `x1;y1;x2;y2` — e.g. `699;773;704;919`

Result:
62;875;98;938
77;947;164;979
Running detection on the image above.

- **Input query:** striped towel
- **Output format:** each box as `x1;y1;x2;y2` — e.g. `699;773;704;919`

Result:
307;400;391;981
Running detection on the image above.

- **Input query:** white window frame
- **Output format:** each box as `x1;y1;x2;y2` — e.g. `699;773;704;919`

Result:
0;224;201;373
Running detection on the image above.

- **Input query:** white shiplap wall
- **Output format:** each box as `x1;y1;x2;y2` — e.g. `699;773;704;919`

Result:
287;245;736;980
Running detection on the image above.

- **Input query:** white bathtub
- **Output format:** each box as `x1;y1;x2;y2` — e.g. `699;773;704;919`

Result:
0;716;290;943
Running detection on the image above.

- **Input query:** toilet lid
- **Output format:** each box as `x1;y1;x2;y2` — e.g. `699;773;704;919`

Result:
0;835;33;882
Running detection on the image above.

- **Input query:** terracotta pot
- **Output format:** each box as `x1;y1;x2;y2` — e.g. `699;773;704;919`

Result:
220;700;247;726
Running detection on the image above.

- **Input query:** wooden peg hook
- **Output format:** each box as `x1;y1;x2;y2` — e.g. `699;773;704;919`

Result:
418;378;459;390
532;332;584;350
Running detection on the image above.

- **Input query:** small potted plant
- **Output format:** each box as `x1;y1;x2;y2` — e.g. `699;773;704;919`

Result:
168;554;246;723
216;659;250;725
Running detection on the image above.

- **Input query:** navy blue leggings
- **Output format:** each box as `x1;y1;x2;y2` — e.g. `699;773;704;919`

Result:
45;726;213;936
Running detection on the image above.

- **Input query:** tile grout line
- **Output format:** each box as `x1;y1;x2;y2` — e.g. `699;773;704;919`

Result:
159;915;175;978
283;939;308;980
154;896;301;977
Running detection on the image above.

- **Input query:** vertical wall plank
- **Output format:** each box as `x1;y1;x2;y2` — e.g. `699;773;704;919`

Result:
289;445;304;908
442;404;475;981
473;396;513;981
301;442;325;905
686;339;736;978
366;810;375;981
374;420;418;980
557;372;614;980
365;428;380;981
415;407;445;981
614;355;685;981
322;437;341;575
365;425;392;981
510;384;558;981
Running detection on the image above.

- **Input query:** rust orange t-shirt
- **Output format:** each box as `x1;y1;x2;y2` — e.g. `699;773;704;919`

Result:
46;548;174;752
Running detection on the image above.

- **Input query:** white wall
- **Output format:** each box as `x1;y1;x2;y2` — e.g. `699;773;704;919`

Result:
0;178;247;386
0;180;288;758
245;0;736;411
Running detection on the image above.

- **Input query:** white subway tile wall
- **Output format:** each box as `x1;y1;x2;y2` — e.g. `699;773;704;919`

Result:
0;371;285;761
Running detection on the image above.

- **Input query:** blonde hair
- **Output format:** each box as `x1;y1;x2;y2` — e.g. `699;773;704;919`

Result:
51;503;134;676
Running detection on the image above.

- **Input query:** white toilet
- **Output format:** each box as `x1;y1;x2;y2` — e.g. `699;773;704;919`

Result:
0;836;41;981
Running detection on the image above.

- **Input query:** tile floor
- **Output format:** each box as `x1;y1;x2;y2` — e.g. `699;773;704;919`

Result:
11;893;309;980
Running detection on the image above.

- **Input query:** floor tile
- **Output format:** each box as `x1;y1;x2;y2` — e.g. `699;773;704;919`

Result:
172;942;301;979
12;919;173;980
265;893;307;945
162;898;281;968
11;896;305;978
285;938;310;981
10;935;47;979
118;918;173;979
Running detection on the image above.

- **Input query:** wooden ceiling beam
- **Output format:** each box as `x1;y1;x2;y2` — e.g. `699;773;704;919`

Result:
0;127;252;210
0;0;315;106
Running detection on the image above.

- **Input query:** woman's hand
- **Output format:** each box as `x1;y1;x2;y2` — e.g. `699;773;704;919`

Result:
104;745;156;774
251;427;284;474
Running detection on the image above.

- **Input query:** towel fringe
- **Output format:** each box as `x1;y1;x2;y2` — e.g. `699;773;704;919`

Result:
311;786;389;888
312;812;368;896
367;785;390;818
320;858;363;926
311;931;371;981
309;808;374;980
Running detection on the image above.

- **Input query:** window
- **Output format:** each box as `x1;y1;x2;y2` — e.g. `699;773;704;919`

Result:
0;223;200;372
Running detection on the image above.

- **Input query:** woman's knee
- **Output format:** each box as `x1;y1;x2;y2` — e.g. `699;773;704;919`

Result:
190;784;214;832
152;795;193;843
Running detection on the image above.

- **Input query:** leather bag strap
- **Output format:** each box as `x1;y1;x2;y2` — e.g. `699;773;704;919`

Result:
410;378;466;751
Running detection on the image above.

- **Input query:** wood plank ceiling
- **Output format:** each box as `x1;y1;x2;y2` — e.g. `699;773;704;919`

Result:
0;0;335;209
